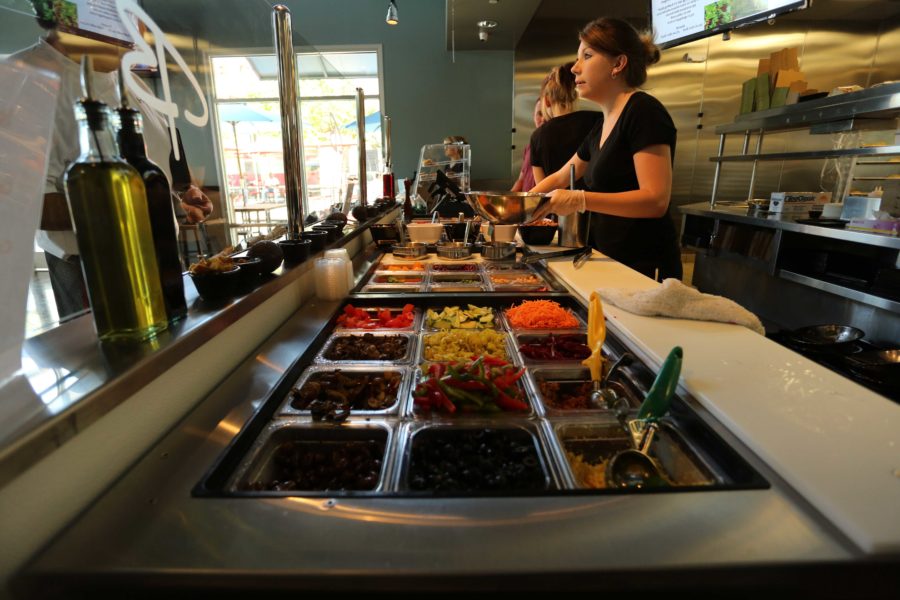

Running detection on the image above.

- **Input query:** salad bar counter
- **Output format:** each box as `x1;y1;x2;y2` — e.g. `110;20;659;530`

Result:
16;248;889;597
195;292;765;497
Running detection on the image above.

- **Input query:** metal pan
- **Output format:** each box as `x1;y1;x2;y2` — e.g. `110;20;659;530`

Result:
787;324;864;348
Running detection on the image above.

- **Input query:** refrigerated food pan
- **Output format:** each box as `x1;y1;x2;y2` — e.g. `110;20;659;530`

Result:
278;366;409;418
408;362;535;418
394;422;558;494
419;329;515;364
317;332;416;365
229;421;394;495
554;420;721;490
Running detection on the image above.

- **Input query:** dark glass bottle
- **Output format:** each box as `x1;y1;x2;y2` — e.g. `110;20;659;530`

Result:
116;97;187;322
403;177;413;221
63;97;167;342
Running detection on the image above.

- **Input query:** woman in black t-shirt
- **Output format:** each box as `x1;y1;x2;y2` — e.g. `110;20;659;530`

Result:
530;18;681;281
529;62;602;187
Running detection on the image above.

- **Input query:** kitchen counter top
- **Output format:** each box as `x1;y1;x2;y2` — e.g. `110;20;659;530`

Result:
529;246;900;555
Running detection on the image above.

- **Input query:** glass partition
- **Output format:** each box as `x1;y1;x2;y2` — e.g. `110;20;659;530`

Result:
0;1;392;336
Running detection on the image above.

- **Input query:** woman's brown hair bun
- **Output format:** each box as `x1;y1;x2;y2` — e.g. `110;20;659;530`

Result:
640;32;661;66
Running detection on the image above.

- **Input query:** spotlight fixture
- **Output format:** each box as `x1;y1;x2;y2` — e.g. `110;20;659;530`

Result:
386;0;398;26
477;19;497;43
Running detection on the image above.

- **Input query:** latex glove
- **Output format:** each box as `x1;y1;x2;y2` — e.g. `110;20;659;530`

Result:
180;185;213;224
531;189;585;221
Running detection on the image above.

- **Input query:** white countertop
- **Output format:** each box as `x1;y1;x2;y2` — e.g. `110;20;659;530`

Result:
531;246;900;555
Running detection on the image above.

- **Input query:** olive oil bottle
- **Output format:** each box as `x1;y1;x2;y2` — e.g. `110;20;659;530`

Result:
63;59;167;342
116;71;187;322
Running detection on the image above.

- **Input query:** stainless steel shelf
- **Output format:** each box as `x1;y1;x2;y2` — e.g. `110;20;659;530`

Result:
710;145;900;163
681;202;900;250
715;82;900;134
778;269;900;313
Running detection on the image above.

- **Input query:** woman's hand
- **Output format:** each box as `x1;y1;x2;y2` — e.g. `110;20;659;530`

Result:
531;189;585;221
180;185;213;223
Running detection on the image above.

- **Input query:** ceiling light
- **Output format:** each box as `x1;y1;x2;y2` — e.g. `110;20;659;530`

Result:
477;19;497;42
386;0;398;26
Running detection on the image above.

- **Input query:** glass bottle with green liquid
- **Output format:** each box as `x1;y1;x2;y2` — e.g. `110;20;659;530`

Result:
63;58;167;342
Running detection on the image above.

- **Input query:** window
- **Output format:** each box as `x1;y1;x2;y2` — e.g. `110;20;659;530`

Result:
209;49;383;242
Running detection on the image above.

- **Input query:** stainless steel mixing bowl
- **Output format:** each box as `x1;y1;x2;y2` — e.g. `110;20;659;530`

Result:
464;191;549;225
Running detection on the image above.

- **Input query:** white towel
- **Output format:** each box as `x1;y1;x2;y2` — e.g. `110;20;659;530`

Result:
599;278;765;335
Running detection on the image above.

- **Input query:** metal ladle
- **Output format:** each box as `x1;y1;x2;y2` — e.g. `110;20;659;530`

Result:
605;346;683;489
605;422;665;489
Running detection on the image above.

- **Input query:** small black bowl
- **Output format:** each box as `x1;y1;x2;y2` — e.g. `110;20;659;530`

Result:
279;238;313;265
233;257;264;286
189;266;240;302
518;223;558;246
370;223;401;247
312;223;342;242
443;221;481;243
299;230;328;252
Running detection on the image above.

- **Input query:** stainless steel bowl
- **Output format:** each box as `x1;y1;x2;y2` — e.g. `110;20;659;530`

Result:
435;241;472;260
481;241;517;261
392;242;429;260
464;191;549;225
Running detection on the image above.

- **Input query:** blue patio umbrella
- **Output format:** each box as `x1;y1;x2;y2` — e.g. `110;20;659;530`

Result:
343;110;381;132
218;104;273;198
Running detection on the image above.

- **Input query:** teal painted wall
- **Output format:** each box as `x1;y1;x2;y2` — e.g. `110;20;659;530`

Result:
146;0;514;189
0;0;514;189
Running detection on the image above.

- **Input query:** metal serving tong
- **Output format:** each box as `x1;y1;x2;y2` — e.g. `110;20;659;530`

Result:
522;245;591;264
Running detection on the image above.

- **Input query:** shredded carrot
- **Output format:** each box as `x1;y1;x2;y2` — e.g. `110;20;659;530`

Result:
505;300;579;329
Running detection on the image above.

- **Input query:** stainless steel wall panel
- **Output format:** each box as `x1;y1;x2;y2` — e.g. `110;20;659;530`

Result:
513;1;900;209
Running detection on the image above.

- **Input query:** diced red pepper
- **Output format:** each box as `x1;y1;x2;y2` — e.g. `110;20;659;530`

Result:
482;356;508;367
494;390;528;411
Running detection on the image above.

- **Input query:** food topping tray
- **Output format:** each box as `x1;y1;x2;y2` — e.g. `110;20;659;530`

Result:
196;293;767;498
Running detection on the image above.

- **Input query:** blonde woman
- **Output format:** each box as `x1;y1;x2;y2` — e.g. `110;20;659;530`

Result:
529;62;602;186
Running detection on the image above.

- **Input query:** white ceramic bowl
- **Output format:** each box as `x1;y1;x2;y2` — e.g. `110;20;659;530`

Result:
490;224;518;243
406;223;444;243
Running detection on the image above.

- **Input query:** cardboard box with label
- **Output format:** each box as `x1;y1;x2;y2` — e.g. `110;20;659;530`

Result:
769;191;832;214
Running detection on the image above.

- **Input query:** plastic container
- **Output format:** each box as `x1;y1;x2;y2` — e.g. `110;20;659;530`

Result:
324;248;355;290
315;257;351;300
406;223;444;243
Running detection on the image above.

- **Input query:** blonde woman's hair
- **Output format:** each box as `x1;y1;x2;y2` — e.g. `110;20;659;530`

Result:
443;135;468;145
539;62;577;120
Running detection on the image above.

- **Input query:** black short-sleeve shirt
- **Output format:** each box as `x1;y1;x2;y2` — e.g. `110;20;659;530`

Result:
575;92;681;280
529;110;602;187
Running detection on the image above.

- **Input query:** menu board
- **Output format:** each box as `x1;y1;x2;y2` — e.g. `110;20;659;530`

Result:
652;0;807;49
35;0;133;47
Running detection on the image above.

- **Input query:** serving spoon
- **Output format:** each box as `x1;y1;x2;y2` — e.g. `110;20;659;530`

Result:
605;422;664;488
589;352;634;409
605;346;683;488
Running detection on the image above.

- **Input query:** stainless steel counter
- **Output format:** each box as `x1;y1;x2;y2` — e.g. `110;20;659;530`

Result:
0;215;387;489
15;247;898;597
680;202;900;250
